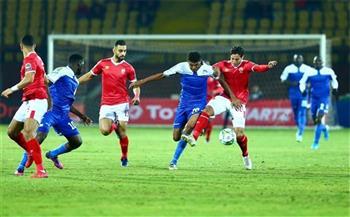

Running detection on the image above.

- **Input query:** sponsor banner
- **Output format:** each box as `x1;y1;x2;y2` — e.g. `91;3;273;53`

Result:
129;98;294;126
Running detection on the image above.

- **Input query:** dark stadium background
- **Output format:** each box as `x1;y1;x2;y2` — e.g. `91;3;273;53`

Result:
0;0;349;124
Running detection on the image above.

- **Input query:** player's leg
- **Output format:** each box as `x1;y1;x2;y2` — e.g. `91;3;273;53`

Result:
231;105;252;170
111;103;131;167
296;98;308;142
8;119;27;176
182;96;227;146
115;121;129;167
205;120;213;143
22;99;48;178
23;118;47;178
311;101;328;150
8;102;28;152
169;109;197;169
290;98;299;126
98;105;119;136
46;116;81;169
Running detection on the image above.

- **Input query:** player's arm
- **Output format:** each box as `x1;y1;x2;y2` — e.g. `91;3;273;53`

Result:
252;61;278;73
1;71;35;98
299;72;309;93
44;74;52;109
129;73;165;88
70;105;92;125
215;67;242;110
78;71;95;84
131;86;141;105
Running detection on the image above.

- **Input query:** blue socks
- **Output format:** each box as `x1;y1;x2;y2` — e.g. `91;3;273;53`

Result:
17;152;28;171
170;139;187;165
297;107;307;136
314;124;325;144
50;143;70;158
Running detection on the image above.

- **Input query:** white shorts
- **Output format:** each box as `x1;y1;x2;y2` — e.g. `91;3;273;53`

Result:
207;95;246;128
99;103;129;122
13;99;48;123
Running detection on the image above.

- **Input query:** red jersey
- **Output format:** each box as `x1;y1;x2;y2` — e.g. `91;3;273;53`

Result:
91;58;136;105
207;77;223;102
213;60;269;104
20;52;48;101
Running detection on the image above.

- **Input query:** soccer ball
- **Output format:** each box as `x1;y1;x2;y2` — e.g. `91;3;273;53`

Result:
219;128;236;145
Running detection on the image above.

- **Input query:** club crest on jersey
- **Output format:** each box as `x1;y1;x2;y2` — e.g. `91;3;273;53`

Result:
121;68;126;74
239;67;244;73
25;63;32;71
105;66;110;70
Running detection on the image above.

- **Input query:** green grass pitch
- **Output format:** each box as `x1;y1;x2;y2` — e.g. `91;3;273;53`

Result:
1;125;349;216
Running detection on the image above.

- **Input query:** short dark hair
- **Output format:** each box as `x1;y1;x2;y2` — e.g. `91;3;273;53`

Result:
115;40;126;46
188;51;201;62
69;54;84;64
21;34;35;46
230;46;244;57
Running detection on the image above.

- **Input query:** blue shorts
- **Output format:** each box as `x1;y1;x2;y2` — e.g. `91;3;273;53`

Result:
173;103;206;129
311;97;329;119
37;110;79;137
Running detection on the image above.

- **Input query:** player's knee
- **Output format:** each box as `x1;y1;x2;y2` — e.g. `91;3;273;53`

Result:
173;135;181;142
100;128;110;136
71;139;82;150
203;106;214;116
22;128;35;140
7;129;17;140
235;129;244;138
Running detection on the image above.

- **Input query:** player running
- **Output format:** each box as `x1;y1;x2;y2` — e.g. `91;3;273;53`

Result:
1;35;48;178
299;56;338;150
281;54;313;142
14;54;92;175
182;46;277;170
130;51;229;170
78;40;140;167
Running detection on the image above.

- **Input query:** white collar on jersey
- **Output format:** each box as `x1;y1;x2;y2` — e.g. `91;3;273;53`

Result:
47;66;76;83
110;57;125;66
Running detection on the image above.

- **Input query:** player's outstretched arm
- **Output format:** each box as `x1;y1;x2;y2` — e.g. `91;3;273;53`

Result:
1;71;35;98
252;61;278;73
78;71;94;85
129;72;165;89
70;105;92;125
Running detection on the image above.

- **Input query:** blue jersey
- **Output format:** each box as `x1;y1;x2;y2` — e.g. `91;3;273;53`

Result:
280;63;313;99
299;66;338;99
47;66;79;113
163;62;214;129
163;62;214;108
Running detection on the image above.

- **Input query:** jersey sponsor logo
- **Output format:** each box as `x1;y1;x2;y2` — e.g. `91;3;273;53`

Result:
25;63;32;72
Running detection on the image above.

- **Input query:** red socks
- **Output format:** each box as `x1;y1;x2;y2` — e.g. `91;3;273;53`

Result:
119;136;129;159
205;121;213;142
109;123;117;134
26;138;44;171
14;132;28;151
237;135;248;157
193;112;210;140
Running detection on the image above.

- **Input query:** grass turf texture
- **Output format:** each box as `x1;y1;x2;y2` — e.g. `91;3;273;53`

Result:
1;125;349;216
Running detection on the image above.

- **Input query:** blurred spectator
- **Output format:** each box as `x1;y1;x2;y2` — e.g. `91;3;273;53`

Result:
250;85;263;101
245;0;272;19
76;2;90;19
91;1;106;19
